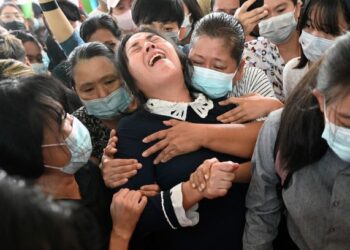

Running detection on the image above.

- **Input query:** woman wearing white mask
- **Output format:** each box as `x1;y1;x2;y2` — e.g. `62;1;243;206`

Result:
68;42;135;164
244;33;350;249
242;0;302;102
283;0;350;98
178;0;203;45
108;0;137;34
0;75;112;249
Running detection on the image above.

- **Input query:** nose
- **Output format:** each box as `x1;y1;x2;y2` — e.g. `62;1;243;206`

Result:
96;85;109;99
145;43;155;53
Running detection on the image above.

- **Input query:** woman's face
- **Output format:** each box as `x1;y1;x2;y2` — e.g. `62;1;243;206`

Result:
111;0;132;15
263;0;300;19
88;28;120;51
315;91;350;128
23;41;42;64
0;5;24;23
124;32;183;96
303;9;348;40
42;111;73;168
73;56;123;101
189;35;238;73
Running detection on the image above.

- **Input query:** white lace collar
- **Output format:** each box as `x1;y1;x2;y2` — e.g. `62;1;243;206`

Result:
145;93;214;120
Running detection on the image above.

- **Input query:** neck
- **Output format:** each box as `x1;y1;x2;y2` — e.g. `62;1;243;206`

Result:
36;170;81;200
147;74;192;103
277;30;300;63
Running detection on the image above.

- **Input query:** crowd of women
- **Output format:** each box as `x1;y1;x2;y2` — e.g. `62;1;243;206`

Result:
0;0;349;249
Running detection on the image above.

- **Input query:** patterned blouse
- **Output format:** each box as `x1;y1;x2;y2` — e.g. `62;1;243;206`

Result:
243;37;286;102
73;106;111;161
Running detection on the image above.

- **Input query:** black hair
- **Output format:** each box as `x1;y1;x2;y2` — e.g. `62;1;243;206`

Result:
80;14;122;42
276;33;350;175
0;75;71;179
10;30;41;48
132;0;184;28
0;170;100;250
67;42;120;88
182;0;203;26
191;12;245;63
57;0;87;22
117;28;195;107
296;0;350;68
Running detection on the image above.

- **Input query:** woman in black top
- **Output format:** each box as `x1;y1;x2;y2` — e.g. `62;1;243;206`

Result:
111;29;250;250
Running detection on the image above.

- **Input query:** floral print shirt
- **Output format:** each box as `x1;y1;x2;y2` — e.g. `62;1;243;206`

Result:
243;37;286;102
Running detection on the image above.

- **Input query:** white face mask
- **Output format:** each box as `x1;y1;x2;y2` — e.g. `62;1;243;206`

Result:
181;14;192;38
259;11;297;44
299;30;334;62
321;101;350;162
42;117;92;174
113;9;137;32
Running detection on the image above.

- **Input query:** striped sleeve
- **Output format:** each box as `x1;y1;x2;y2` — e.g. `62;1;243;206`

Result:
241;67;276;98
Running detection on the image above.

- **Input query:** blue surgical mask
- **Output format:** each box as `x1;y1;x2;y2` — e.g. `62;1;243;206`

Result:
42;116;92;174
81;87;132;120
299;30;334;62
259;11;297;44
321;102;350;162
164;31;179;44
192;66;236;99
32;63;48;74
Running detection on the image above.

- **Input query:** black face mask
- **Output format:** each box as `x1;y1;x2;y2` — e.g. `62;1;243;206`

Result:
3;20;26;31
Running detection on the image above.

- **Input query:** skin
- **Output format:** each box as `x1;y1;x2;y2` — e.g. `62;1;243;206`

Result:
0;5;25;23
125;32;189;102
140;21;180;33
87;28;120;51
23;41;43;64
111;0;132;15
213;0;240;15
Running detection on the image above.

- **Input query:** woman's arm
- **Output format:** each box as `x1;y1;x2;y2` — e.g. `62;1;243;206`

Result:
243;110;284;250
38;0;84;55
142;120;262;162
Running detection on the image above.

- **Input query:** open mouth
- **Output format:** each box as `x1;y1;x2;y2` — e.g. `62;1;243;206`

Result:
149;53;166;67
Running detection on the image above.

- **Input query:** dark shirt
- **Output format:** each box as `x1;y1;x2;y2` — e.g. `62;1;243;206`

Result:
115;99;249;250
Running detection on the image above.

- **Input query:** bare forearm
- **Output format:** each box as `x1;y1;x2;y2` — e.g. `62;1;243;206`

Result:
200;122;263;158
38;0;74;42
263;98;284;116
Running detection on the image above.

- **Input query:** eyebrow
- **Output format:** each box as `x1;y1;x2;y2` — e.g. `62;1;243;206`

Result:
78;74;119;89
127;34;155;53
337;112;350;119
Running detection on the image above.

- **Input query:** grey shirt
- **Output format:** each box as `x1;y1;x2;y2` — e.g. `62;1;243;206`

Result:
243;109;350;250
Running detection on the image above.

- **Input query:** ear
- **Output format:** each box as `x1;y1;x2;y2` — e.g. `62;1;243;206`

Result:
233;60;245;83
295;0;303;19
312;89;325;113
80;15;86;23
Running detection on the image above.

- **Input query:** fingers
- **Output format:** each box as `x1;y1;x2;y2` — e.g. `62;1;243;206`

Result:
217;107;245;123
163;119;181;127
218;97;241;106
142;130;166;144
153;145;177;164
142;140;169;158
240;0;256;12
140;184;160;197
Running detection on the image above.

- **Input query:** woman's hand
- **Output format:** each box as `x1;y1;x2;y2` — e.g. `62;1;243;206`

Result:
142;120;205;164
101;129;142;188
217;94;283;123
234;0;268;36
139;184;160;197
110;189;147;241
190;158;239;199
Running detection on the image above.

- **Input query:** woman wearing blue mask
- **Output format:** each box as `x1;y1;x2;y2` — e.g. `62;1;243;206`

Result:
241;0;302;102
283;0;350;98
68;42;134;164
244;33;350;249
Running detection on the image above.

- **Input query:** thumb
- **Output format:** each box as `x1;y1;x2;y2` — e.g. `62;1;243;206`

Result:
110;129;117;138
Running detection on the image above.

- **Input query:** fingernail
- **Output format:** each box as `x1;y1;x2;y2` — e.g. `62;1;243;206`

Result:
204;174;209;180
200;184;205;190
191;183;196;188
137;164;142;169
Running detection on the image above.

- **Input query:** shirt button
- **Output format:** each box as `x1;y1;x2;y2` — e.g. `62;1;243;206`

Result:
333;201;340;207
328;227;335;233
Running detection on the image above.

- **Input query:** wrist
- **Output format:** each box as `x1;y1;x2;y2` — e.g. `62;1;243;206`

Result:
182;181;203;210
197;124;208;148
111;227;133;241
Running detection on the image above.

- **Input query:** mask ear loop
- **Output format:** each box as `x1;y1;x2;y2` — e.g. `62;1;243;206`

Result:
41;143;66;147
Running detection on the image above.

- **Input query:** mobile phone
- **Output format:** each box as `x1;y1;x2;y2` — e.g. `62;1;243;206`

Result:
240;0;264;12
